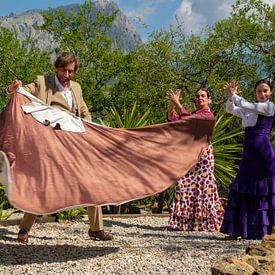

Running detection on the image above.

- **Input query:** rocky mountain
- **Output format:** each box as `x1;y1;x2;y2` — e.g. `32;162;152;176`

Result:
0;0;142;52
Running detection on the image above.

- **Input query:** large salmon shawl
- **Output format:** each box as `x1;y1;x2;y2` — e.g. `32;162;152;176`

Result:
0;89;215;215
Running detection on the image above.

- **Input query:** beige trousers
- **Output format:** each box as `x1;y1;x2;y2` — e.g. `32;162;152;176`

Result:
19;206;104;232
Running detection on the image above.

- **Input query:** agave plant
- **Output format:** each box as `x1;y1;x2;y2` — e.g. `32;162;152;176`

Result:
99;101;152;128
0;184;12;220
99;101;152;213
212;110;243;196
57;208;87;221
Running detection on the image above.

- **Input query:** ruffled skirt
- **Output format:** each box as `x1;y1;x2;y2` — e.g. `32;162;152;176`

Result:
220;175;275;239
168;145;224;231
221;124;275;240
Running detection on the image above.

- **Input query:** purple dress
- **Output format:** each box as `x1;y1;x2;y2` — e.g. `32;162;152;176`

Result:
221;114;275;239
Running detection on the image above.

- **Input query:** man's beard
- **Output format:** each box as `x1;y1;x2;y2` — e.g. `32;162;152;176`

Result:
60;77;70;86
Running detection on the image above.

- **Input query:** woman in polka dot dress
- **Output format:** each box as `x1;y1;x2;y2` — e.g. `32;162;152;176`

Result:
167;88;224;231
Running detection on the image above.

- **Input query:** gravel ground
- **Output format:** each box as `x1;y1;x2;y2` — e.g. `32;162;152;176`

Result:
0;215;260;274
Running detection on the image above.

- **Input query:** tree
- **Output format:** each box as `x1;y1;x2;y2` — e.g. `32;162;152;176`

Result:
205;0;274;101
40;0;125;114
109;29;184;122
231;0;275;83
0;27;51;110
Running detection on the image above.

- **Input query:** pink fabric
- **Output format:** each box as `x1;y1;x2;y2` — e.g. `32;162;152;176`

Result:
0;93;215;214
171;107;214;121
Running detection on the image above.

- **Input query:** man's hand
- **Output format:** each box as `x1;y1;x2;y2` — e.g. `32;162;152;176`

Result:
7;79;22;94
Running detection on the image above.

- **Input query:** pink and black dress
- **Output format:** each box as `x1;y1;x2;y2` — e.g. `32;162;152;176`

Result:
168;106;224;231
220;95;275;239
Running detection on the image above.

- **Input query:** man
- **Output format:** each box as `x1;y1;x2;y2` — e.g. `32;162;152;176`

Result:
6;52;113;243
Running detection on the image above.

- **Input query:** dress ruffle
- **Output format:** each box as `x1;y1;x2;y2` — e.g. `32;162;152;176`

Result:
230;175;275;195
221;174;275;239
221;115;275;240
168;145;224;231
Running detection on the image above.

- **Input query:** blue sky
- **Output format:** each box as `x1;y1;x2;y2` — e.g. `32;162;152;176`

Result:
0;0;274;41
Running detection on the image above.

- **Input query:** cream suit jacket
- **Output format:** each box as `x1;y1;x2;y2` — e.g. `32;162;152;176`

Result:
24;75;91;121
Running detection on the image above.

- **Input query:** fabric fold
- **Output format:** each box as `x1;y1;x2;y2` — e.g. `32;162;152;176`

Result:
0;92;215;215
19;88;85;133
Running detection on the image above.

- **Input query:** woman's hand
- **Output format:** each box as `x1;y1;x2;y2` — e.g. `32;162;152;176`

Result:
223;80;239;97
167;89;182;113
167;89;181;104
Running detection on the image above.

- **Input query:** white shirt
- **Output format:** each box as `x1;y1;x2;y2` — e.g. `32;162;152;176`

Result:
54;75;74;110
226;95;275;127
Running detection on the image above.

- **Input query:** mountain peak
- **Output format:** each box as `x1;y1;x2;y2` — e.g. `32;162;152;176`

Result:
0;1;142;52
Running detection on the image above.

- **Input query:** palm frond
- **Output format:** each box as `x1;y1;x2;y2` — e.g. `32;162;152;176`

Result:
102;101;151;128
212;109;243;193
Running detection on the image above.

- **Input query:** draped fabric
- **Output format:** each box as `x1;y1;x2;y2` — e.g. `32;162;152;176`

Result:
0;92;215;215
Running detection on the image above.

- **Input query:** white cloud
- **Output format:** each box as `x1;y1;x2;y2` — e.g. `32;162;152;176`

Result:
172;0;205;34
173;0;274;34
215;1;233;19
126;4;156;22
124;0;171;22
262;0;275;5
177;0;192;15
172;0;234;34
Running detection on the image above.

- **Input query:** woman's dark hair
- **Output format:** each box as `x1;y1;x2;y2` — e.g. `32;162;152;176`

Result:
254;79;273;91
54;52;80;72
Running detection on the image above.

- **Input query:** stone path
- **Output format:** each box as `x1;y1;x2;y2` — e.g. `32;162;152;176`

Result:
0;215;260;274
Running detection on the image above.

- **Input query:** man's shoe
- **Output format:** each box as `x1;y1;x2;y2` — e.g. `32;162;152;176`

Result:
88;229;113;241
17;229;28;244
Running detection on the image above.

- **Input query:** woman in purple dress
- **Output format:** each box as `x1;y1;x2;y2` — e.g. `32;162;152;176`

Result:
167;88;224;231
221;79;275;240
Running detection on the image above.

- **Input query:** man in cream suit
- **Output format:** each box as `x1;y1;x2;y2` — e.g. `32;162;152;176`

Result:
6;52;113;243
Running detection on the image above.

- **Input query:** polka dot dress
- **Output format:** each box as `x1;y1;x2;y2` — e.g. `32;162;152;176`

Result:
168;145;224;231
